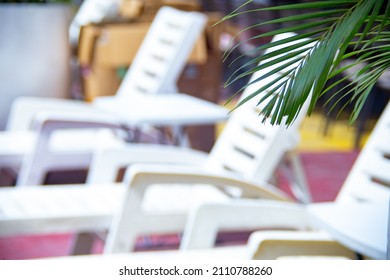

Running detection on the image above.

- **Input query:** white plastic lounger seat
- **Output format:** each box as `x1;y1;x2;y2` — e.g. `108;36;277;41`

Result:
0;184;123;236
0;181;230;237
0;158;289;243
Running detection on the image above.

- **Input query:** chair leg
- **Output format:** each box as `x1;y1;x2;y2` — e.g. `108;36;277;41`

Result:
284;151;311;204
170;125;191;147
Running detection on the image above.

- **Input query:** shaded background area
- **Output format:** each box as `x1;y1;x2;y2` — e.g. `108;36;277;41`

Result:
0;4;72;130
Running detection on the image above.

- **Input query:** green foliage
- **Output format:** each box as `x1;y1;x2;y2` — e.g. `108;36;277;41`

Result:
223;0;390;125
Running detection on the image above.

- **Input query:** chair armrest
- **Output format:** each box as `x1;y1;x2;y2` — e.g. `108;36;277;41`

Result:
6;97;93;131
180;199;307;250
247;230;357;260
87;144;209;184
103;165;293;253
31;111;125;132
124;164;293;201
15;112;127;186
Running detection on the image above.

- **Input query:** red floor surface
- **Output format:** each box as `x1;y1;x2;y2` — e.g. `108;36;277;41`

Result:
0;151;359;260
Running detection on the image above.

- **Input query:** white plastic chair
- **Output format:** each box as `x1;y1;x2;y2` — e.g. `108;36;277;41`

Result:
0;32;312;255
0;6;208;185
177;101;390;259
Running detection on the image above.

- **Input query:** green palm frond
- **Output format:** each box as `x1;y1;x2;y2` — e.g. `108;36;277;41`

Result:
223;0;390;125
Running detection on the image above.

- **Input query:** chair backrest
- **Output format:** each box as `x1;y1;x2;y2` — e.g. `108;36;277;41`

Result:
113;6;207;100
204;32;311;184
336;101;390;205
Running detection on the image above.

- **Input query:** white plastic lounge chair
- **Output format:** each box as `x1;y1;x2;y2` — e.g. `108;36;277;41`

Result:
0;6;208;185
276;99;390;260
0;33;312;256
177;101;390;259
